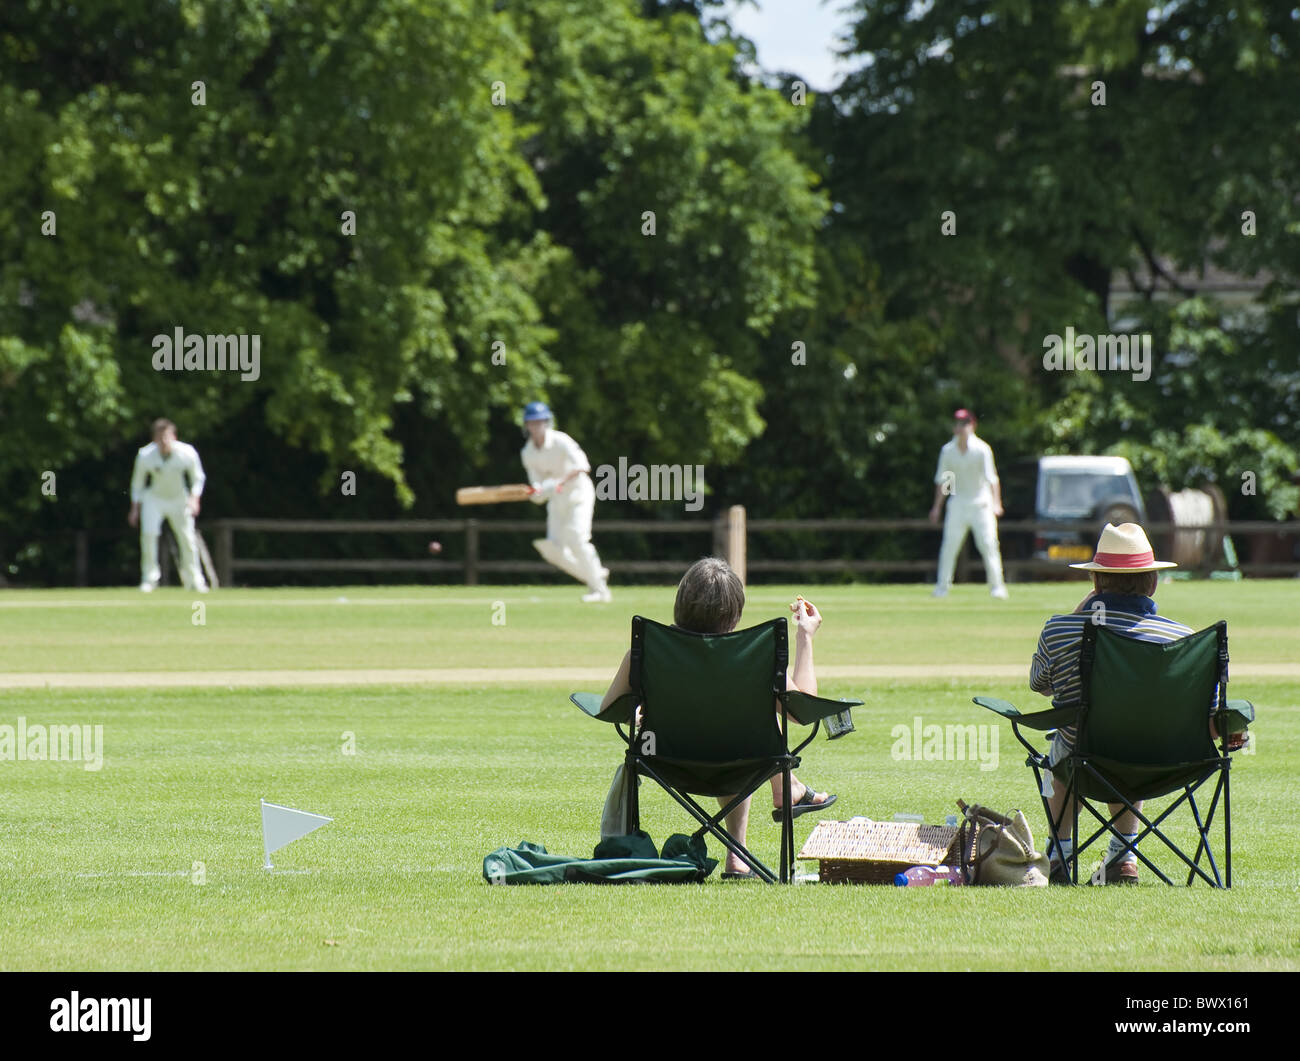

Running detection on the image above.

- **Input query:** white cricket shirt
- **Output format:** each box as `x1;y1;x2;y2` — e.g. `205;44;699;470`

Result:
521;429;591;485
131;441;206;503
934;435;999;504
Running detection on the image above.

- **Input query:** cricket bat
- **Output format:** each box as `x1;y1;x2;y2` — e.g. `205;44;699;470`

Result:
456;483;534;505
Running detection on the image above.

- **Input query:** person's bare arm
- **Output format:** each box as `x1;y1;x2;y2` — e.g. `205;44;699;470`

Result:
599;649;633;712
992;478;1004;518
787;597;821;697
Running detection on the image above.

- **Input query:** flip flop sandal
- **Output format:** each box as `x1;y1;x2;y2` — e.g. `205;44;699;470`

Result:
772;786;837;822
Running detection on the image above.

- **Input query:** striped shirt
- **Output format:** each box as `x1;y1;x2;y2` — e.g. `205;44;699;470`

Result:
1030;595;1193;743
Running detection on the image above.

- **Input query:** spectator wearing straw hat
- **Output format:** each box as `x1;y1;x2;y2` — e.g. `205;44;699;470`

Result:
1029;522;1188;884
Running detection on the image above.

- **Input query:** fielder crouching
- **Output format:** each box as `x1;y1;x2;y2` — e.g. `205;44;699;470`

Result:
520;401;611;603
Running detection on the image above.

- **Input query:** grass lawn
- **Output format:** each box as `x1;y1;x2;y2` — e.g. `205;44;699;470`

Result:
0;582;1296;970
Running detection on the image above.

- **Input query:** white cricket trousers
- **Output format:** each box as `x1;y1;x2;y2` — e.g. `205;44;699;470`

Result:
936;500;1005;591
533;475;607;589
140;497;207;590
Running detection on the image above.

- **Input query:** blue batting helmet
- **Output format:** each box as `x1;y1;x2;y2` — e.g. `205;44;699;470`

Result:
523;401;553;423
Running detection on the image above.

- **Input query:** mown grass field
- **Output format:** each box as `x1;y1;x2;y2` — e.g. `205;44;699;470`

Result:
0;581;1296;970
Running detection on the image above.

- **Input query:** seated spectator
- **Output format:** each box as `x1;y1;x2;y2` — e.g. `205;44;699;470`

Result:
600;557;836;879
1031;522;1189;884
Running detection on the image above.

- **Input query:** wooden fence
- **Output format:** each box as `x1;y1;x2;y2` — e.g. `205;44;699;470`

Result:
149;511;1298;587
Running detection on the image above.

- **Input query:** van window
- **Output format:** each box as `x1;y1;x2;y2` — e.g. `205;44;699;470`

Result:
1041;472;1138;517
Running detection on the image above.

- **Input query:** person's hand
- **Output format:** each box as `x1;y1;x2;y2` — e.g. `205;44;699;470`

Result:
791;596;822;637
993;502;1004;518
188;495;201;517
127;503;139;529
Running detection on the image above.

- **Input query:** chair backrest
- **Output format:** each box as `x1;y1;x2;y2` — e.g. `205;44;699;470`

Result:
1078;621;1227;765
630;616;787;762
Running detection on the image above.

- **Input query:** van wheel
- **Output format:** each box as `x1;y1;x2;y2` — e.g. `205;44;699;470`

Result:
1097;502;1140;528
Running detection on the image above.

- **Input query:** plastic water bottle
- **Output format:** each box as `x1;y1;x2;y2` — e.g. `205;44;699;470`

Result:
894;865;965;886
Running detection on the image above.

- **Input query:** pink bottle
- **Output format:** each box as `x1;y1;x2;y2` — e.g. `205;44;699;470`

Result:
894;865;965;886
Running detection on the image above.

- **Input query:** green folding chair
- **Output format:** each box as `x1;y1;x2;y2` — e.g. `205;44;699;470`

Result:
571;616;862;883
974;621;1254;887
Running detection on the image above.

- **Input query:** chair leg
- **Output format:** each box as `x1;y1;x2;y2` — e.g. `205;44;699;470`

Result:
636;760;780;882
1224;760;1232;889
1031;755;1069;878
1071;777;1079;885
1076;765;1224;887
628;754;641;835
780;763;793;884
1184;783;1224;888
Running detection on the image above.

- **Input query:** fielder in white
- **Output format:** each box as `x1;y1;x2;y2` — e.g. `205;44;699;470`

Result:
521;401;611;603
128;418;208;592
928;408;1008;599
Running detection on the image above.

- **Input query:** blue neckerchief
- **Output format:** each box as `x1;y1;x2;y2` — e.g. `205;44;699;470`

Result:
1086;592;1158;617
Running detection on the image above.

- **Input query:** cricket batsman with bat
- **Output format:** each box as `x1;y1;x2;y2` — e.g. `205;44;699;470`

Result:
521;401;611;603
128;417;209;592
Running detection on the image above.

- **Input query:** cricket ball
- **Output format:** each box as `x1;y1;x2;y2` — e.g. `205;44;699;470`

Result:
428;540;442;555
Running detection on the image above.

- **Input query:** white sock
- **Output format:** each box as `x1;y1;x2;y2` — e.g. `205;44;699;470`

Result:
1108;832;1138;864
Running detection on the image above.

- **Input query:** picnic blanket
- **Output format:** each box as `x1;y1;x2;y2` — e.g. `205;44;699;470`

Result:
483;831;717;884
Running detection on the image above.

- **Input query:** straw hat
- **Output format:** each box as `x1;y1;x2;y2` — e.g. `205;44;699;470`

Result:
1069;522;1178;572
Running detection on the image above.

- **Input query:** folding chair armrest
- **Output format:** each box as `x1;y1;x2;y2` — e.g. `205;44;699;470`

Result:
972;695;1019;718
785;690;864;725
570;691;636;724
972;695;1078;732
1216;699;1255;734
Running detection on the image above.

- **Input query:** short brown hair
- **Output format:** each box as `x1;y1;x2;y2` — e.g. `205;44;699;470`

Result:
152;418;176;438
673;558;744;634
1093;570;1158;597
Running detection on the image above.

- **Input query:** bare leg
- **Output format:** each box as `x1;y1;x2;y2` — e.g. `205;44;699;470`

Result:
717;795;751;874
1047;786;1142;857
769;773;830;810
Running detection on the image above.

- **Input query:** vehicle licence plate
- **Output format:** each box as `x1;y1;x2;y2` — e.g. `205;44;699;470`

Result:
1048;544;1093;561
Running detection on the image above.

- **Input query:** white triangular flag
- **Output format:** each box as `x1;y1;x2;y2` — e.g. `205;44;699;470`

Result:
261;799;333;870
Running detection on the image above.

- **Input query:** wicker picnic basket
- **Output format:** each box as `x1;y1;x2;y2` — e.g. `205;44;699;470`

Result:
797;819;962;884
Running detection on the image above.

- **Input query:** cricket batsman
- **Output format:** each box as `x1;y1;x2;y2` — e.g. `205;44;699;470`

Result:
928;408;1009;599
128;418;209;592
521;401;611;603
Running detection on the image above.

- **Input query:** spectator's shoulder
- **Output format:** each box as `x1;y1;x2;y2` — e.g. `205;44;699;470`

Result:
1040;611;1085;636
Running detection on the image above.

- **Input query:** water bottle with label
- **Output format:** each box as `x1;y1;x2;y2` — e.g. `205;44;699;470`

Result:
894;865;965;886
